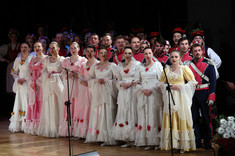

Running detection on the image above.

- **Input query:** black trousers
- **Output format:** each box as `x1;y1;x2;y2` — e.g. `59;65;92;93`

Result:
191;89;212;147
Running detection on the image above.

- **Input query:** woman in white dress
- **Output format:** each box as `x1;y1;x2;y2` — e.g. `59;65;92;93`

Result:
37;41;65;137
59;42;87;137
9;43;32;132
133;47;163;150
25;41;46;135
73;45;99;138
85;47;117;146
159;50;196;153
111;46;140;147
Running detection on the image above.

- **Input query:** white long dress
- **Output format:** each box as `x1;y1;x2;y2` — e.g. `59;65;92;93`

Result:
85;62;117;145
134;61;163;147
111;61;140;141
9;55;32;132
58;56;87;137
73;60;99;138
37;56;65;137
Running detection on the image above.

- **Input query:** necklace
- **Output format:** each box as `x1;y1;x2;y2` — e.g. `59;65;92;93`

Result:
170;65;179;72
21;54;28;61
70;56;78;66
71;56;79;61
50;55;60;62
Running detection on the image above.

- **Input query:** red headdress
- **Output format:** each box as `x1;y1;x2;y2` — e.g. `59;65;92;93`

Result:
149;32;160;39
191;30;205;39
172;27;186;35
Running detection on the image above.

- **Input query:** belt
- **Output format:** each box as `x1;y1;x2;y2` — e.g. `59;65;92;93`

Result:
196;83;210;89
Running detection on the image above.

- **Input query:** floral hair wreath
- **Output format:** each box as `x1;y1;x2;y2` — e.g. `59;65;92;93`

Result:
165;40;171;48
38;36;50;43
140;39;150;47
67;33;75;39
25;34;36;40
190;39;202;47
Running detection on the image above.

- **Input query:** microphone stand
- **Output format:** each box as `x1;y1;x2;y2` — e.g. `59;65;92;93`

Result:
161;63;176;156
64;68;72;156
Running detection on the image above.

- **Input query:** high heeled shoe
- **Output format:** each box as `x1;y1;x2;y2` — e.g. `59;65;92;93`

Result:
144;146;154;150
180;149;184;154
100;142;107;147
121;142;133;148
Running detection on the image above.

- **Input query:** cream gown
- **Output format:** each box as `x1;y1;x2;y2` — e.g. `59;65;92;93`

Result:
85;62;117;145
134;61;163;147
111;61;140;141
9;55;32;132
37;56;65;137
159;65;197;151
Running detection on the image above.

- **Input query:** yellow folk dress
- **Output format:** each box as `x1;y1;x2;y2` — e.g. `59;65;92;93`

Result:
159;65;197;151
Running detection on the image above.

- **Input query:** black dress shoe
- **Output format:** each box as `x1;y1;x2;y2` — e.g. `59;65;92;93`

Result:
196;144;202;148
204;141;212;150
205;146;212;150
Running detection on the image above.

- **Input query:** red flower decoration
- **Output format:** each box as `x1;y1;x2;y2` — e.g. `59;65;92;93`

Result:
147;125;151;131
71;62;74;66
77;118;80;122
115;123;117;126
145;68;149;72
135;123;138;127
125;121;129;125
138;125;142;131
87;67;90;71
80;119;84;123
119;123;124;127
96;130;99;135
124;69;129;74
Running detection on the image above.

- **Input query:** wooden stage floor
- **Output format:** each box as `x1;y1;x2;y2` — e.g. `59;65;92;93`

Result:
0;117;217;156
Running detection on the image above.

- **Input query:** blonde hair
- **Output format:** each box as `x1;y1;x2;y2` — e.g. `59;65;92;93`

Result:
49;41;60;48
70;42;80;49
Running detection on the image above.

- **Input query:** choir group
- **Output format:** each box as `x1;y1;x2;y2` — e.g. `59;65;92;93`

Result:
6;27;221;154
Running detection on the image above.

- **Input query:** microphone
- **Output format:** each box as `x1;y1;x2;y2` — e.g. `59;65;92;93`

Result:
161;61;166;68
62;67;75;73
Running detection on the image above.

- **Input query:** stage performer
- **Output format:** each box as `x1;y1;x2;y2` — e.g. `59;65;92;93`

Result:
111;47;140;148
189;43;216;149
25;41;47;134
133;47;163;150
153;38;169;64
169;27;185;53
159;50;197;153
190;29;221;69
85;47;117;146
59;42;87;137
73;45;99;138
88;33;100;58
101;33;114;60
37;41;65;137
130;37;144;63
166;37;193;66
109;35;125;64
9;43;33;132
